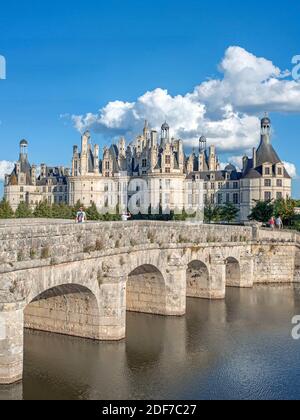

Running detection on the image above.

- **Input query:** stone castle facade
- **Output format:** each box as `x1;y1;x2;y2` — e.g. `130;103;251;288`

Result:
4;117;292;221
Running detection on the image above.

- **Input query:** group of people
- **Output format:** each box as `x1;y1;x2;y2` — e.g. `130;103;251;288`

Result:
268;216;283;230
75;207;132;224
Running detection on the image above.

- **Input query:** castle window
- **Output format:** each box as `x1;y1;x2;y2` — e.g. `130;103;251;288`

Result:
218;182;223;189
165;168;171;174
277;179;283;188
277;192;283;200
211;183;215;190
264;191;272;201
226;193;230;203
278;167;283;176
233;193;239;205
20;187;24;192
142;159;147;167
104;184;109;192
217;193;223;205
264;179;272;187
233;182;239;189
265;167;271;176
165;156;171;165
105;161;110;170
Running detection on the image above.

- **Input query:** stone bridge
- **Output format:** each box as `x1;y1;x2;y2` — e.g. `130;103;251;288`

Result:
0;219;299;384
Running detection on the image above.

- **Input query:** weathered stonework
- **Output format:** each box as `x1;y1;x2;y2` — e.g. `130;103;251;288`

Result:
0;219;299;384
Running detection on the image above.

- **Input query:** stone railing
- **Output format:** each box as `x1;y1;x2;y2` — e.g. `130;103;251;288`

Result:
0;221;253;272
256;228;297;243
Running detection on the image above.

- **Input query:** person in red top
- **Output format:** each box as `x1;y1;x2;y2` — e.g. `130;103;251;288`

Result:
269;216;275;230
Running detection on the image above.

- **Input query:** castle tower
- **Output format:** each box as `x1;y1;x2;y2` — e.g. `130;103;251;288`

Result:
199;135;207;153
161;122;170;146
80;131;91;176
19;139;28;158
143;120;151;142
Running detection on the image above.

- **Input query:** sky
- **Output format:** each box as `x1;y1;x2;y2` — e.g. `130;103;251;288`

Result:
0;0;300;197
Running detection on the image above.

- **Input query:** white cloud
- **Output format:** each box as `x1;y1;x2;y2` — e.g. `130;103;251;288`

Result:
0;161;14;181
283;162;298;179
71;46;300;154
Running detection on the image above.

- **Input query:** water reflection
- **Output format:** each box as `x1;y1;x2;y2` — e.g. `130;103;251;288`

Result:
1;285;300;400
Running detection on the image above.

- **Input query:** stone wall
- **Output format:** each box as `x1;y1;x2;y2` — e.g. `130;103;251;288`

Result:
253;243;295;284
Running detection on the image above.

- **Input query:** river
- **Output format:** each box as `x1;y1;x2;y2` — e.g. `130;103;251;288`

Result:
1;285;300;400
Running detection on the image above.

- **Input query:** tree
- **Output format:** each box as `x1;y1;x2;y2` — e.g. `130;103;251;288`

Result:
248;200;274;223
51;203;73;219
33;200;52;218
86;202;100;221
221;203;240;224
0;199;14;219
204;204;222;224
15;202;32;218
274;198;296;226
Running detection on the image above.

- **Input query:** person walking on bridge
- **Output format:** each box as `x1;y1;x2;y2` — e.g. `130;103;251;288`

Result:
76;207;87;224
276;216;283;230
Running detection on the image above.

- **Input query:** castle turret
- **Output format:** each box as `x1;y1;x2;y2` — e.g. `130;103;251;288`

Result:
80;131;90;176
161;122;170;146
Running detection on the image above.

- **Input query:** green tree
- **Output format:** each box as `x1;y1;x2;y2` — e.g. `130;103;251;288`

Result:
0;199;14;219
221;203;240;224
15;202;32;218
248;200;274;223
274;198;296;226
204;204;222;224
86;202;100;221
33;200;52;218
51;203;73;219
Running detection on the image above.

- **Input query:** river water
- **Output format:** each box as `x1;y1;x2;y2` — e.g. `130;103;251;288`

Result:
1;285;300;400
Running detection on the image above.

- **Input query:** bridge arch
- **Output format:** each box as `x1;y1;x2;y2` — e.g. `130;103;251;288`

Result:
225;257;241;287
127;264;167;315
186;260;210;299
24;283;101;340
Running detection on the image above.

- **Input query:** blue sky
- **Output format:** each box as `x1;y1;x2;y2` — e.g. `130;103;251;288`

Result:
0;0;300;197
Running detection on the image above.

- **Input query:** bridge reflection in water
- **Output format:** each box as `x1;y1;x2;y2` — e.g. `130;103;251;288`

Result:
1;285;300;400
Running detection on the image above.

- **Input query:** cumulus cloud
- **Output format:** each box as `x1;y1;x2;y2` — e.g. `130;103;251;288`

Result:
283;162;298;179
0;161;14;181
71;46;300;156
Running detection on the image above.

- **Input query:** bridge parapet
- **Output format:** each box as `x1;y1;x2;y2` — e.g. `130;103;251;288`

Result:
0;220;254;274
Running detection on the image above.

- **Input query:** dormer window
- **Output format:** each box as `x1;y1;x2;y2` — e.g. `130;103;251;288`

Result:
142;159;147;168
277;167;283;176
264;167;271;176
165;156;171;165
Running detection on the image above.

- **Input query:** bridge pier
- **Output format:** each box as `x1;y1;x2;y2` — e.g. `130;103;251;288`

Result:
0;304;24;385
207;256;226;299
165;254;187;316
239;255;254;288
98;271;126;341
